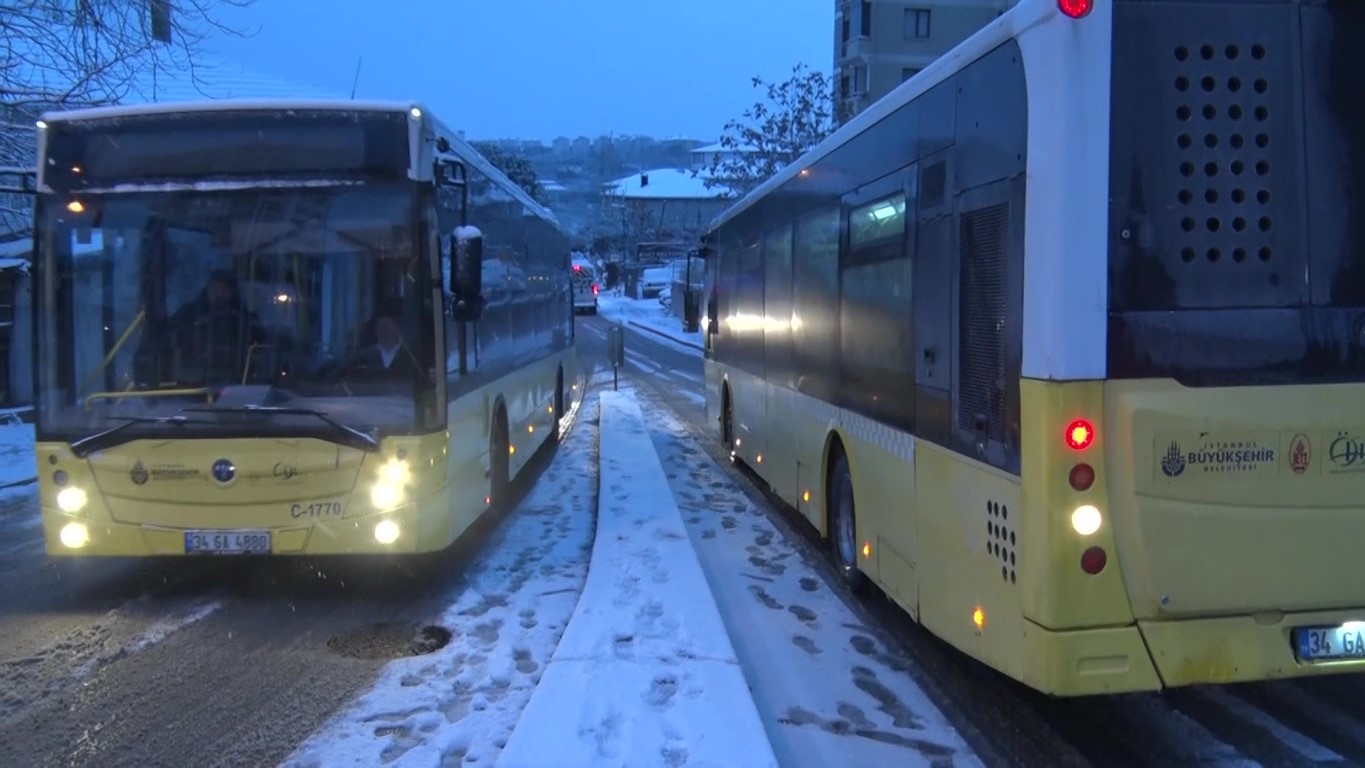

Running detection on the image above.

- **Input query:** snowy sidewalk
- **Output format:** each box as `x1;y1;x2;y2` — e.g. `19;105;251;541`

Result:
498;391;776;768
597;294;703;354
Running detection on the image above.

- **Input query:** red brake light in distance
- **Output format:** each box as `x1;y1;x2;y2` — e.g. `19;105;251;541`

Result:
1064;419;1095;451
592;283;599;295
573;264;581;273
1058;0;1093;19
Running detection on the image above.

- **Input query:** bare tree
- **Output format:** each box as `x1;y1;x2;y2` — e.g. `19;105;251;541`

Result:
696;63;850;199
2;0;257;236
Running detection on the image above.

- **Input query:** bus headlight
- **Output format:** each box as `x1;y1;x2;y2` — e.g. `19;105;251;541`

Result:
57;486;87;513
1071;504;1102;536
370;482;404;510
370;458;410;510
60;522;89;548
374;519;400;544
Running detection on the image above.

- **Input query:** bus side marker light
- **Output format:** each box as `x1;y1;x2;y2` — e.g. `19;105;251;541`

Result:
1081;546;1107;575
972;607;985;632
802;490;810;503
862;542;871;558
1071;504;1102;536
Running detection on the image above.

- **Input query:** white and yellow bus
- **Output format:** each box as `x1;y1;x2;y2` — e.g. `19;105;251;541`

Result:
31;99;576;557
703;0;1365;695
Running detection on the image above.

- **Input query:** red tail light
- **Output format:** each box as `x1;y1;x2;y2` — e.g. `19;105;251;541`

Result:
592;284;599;295
1068;463;1095;491
573;264;581;273
1065;419;1095;451
1058;0;1093;19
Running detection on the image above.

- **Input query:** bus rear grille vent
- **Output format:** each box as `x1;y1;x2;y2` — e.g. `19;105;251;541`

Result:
1172;41;1275;267
986;499;1016;585
958;203;1009;444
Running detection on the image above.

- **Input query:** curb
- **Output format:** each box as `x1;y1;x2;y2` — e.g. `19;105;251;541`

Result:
624;320;705;352
498;391;777;768
0;476;35;490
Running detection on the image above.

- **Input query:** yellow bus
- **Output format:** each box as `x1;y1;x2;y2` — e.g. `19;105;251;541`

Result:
702;0;1365;695
31;99;576;557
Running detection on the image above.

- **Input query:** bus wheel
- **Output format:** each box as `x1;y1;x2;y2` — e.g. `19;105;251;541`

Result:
828;451;868;593
491;410;510;510
721;387;734;447
552;368;566;441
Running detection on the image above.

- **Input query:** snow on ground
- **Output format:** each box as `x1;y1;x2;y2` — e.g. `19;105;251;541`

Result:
0;421;36;490
638;387;982;768
500;390;776;768
597;293;703;357
283;395;597;768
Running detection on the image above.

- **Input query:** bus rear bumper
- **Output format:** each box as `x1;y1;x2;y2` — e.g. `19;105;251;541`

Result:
40;504;433;557
1138;609;1365;688
1020;618;1163;696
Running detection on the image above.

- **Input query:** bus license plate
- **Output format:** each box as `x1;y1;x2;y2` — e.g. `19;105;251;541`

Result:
1294;624;1365;662
184;530;271;555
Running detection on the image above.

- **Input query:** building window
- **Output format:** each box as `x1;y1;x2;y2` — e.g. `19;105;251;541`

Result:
859;1;872;37
840;74;851;98
902;67;921;82
905;8;931;39
841;16;850;43
852;65;868;95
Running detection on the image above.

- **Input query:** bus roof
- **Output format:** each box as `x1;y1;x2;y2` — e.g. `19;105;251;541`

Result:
707;0;1051;233
37;97;565;230
38;98;426;124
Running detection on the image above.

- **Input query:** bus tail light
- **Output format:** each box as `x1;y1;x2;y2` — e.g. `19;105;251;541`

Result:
1058;0;1093;19
1081;546;1107;574
1068;463;1095;491
1065;419;1094;450
592;283;599;295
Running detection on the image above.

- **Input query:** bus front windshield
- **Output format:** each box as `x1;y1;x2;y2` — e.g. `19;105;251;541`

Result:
33;185;439;448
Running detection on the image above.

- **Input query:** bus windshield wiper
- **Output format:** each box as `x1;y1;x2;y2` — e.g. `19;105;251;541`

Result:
69;414;210;457
181;406;379;452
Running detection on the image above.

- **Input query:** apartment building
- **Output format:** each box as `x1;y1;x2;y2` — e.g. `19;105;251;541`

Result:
834;0;1014;117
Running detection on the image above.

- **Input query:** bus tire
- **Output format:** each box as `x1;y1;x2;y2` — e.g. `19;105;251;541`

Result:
721;386;734;447
490;408;510;510
552;367;565;441
828;449;868;593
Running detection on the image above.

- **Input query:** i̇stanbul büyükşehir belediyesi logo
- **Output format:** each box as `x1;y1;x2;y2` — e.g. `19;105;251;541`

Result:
1161;439;1276;478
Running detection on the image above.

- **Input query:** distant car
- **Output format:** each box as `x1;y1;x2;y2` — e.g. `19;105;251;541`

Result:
572;262;598;314
640;266;671;298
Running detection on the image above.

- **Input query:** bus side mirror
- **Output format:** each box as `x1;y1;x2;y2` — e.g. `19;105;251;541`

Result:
451;226;484;322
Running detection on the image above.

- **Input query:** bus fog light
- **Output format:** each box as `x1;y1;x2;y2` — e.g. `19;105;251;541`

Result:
1071;504;1102;535
57;486;87;513
374;519;400;544
60;522;89;548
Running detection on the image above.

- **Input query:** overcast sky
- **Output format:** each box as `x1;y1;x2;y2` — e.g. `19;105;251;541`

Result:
208;0;831;142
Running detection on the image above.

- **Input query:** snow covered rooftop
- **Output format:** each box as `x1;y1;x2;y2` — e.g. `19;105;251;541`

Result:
604;168;731;201
691;142;759;155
